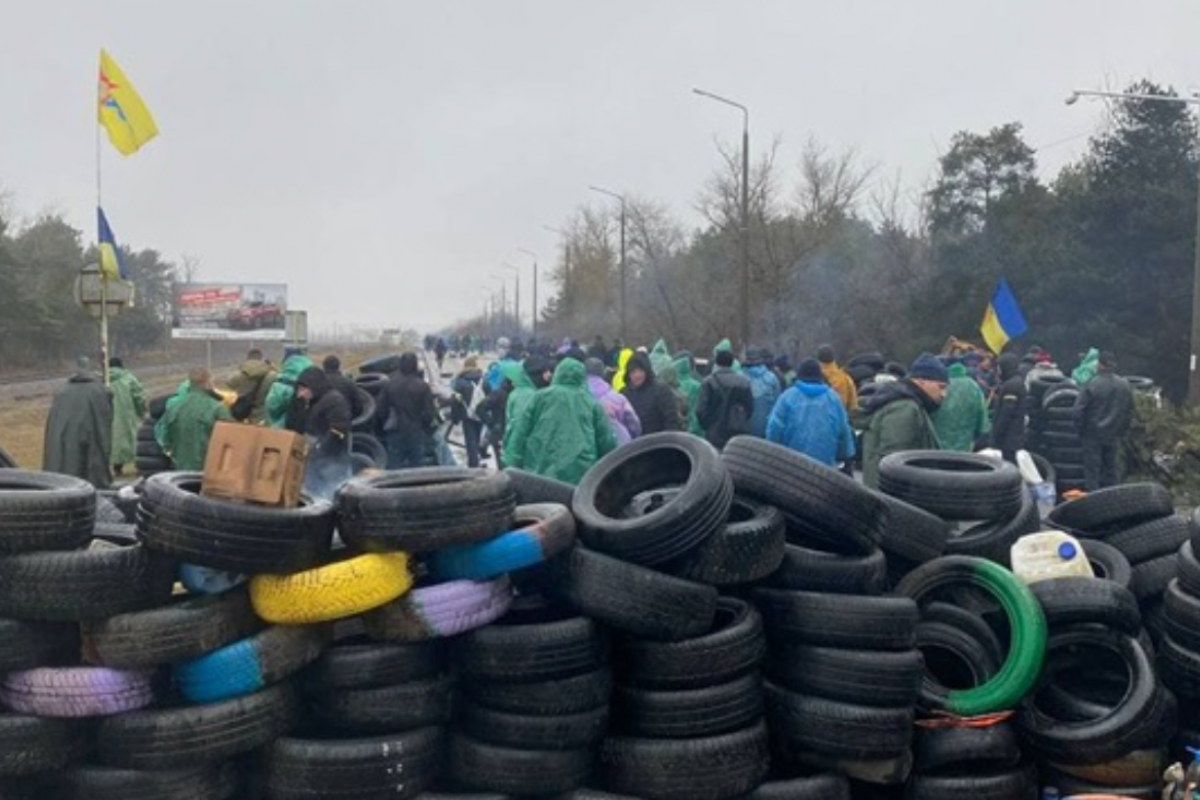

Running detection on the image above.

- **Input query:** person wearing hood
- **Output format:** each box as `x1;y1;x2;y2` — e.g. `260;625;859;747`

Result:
451;355;486;467
505;358;617;484
712;338;742;371
990;352;1027;463
1071;348;1100;385
673;352;704;436
816;345;857;415
107;356;146;476
767;358;855;468
933;363;991;452
157;367;232;472
696;349;754;449
860;353;947;489
322;355;364;421
227;348;278;424
500;361;539;466
382;352;436;469
292;366;352;499
622;352;684;435
1075;351;1133;490
585;358;641;446
744;348;781;438
43;356;114;487
266;353;314;428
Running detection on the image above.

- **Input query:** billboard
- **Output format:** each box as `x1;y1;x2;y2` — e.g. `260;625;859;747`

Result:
171;283;288;340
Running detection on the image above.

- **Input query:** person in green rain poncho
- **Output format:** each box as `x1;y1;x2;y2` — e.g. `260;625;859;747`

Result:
673;351;704;436
107;357;146;475
1071;348;1100;386
932;363;991;452
266;353;314;428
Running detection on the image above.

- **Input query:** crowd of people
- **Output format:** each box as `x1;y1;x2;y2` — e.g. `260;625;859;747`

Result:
443;336;1136;494
37;335;1137;501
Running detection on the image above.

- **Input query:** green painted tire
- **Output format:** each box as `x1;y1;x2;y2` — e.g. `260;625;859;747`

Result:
896;555;1047;716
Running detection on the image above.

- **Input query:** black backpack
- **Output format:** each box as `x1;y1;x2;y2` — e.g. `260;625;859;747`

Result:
230;374;266;422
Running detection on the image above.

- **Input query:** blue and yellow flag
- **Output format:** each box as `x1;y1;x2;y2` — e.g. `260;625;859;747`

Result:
98;207;127;280
980;278;1028;354
98;49;158;156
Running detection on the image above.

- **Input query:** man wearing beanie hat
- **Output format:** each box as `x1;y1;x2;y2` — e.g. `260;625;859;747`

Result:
816;344;857;414
859;352;947;489
451;355;486;467
766;358;855;468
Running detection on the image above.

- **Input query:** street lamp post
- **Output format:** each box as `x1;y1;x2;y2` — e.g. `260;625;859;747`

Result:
589;186;627;340
502;263;521;338
488;274;507;332
693;87;751;352
518;248;539;341
1066;87;1200;404
543;225;571;319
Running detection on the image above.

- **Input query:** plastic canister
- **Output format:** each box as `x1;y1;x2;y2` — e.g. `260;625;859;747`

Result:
1010;531;1094;585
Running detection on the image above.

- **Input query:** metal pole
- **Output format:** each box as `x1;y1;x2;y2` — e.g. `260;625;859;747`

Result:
1190;117;1200;404
100;277;111;387
619;200;627;341
740;119;751;351
532;263;539;341
515;271;521;338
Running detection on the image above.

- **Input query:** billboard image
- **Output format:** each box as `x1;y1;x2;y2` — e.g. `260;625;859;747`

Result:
172;283;288;340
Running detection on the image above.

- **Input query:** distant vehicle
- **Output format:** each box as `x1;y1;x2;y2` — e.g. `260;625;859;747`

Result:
226;301;284;330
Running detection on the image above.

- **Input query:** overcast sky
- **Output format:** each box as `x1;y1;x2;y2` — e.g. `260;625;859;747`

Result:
0;1;1195;334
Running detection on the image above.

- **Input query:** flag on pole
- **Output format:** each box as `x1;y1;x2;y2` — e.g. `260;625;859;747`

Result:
98;49;159;156
980;278;1028;354
97;207;127;280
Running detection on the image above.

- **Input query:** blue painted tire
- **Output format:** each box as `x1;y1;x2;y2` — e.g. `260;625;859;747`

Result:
179;563;248;595
429;503;576;581
174;625;328;703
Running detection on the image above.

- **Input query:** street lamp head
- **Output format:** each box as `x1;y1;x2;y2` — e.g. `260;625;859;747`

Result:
1064;91;1081;106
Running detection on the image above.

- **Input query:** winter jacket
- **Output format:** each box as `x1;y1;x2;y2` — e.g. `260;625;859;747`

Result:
505;359;618;484
158;384;232;471
673;354;704;436
502;363;539;463
860;380;940;489
108;366;146;466
696;368;754;449
991;354;1028;458
587;374;641;446
324;369;364;422
226;358;277;425
43;372;113;488
266;355;313;428
820;361;858;414
622;352;684;435
745;365;781;438
766;382;855;467
381;369;437;448
1071;348;1100;385
933;364;991;452
451;369;485;423
1075;371;1133;445
294;367;351;467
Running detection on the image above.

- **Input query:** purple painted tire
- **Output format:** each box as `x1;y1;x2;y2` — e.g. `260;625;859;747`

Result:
0;667;154;717
364;576;513;641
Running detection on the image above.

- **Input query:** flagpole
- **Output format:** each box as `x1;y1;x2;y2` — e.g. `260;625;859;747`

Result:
95;92;111;387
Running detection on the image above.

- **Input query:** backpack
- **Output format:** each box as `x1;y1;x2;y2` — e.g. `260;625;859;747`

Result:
464;380;486;421
230;373;266;422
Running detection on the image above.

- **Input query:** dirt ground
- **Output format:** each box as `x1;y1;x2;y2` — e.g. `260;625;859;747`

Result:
0;348;388;470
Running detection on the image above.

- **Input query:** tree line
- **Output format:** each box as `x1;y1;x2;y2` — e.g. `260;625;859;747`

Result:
462;80;1197;403
0;202;183;371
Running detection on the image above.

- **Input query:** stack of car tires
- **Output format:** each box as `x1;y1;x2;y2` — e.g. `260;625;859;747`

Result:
135;394;173;477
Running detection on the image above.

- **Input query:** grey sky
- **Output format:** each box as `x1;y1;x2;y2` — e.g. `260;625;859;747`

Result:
1;1;1195;334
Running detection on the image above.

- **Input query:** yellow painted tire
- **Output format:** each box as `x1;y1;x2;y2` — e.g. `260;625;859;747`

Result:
250;552;412;624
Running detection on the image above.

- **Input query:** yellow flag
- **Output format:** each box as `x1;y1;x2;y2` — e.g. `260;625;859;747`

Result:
98;49;159;156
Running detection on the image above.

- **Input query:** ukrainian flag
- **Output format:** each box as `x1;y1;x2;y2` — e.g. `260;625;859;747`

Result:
98;207;127;280
980;278;1028;354
98;49;159;156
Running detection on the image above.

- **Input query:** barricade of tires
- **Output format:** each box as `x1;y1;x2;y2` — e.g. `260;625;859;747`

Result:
0;441;1193;800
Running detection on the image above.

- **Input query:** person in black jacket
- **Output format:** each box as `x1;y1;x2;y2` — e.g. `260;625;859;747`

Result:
322;355;364;421
293;366;352;500
695;349;754;449
382;352;437;469
1074;351;1133;490
990;352;1027;463
451;356;486;468
622;351;684;435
